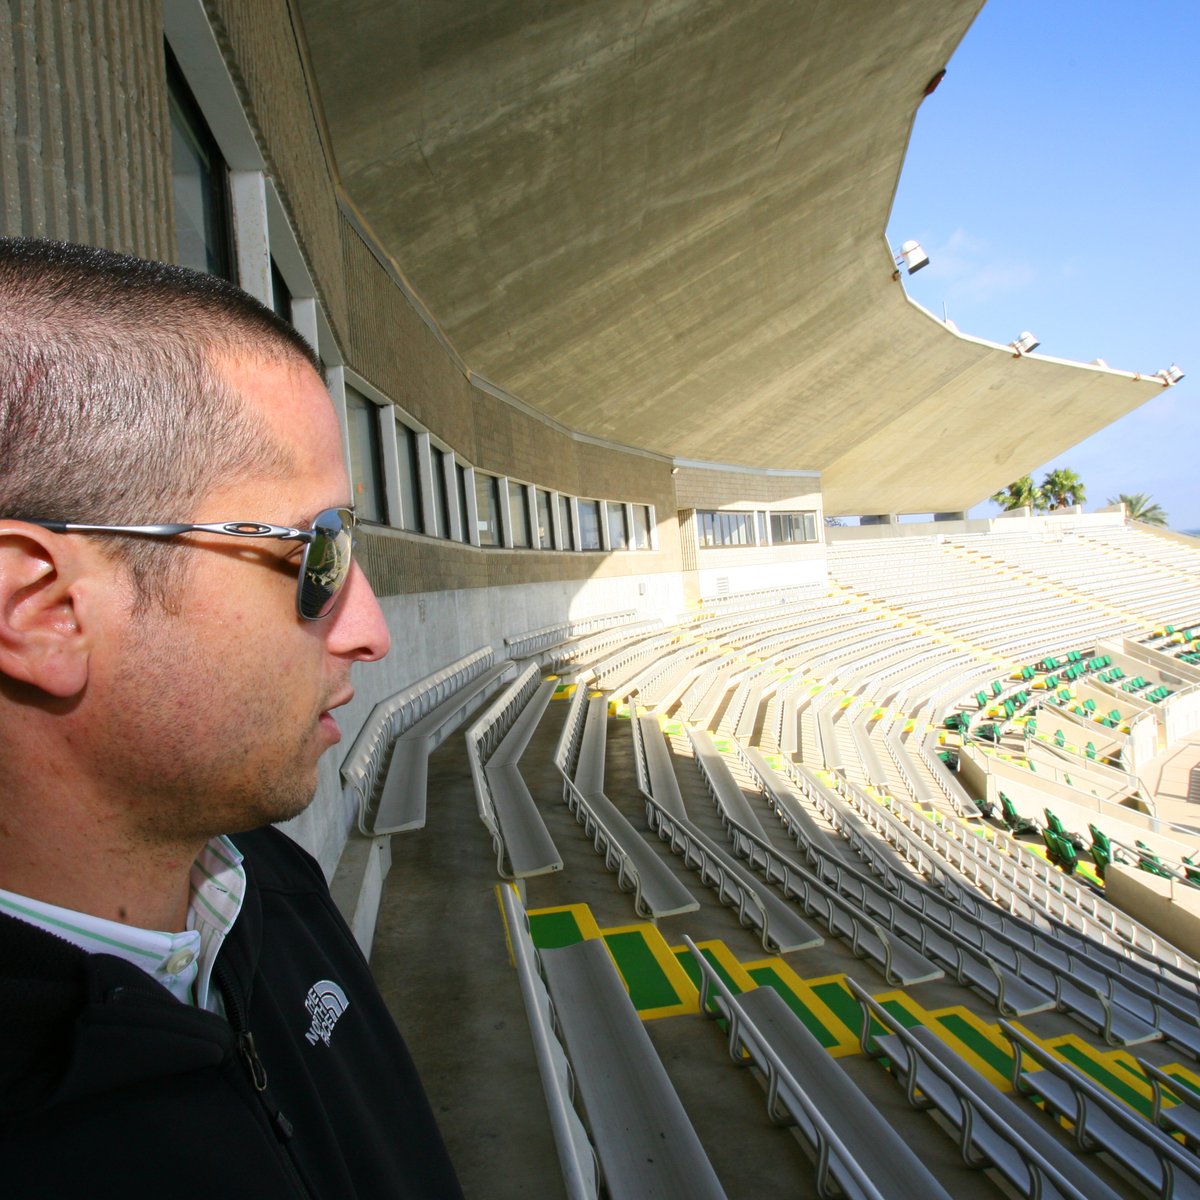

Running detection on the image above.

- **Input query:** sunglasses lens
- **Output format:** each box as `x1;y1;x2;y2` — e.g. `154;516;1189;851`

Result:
298;508;355;620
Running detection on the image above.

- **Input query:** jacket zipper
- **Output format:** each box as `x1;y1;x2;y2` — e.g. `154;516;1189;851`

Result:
213;958;314;1198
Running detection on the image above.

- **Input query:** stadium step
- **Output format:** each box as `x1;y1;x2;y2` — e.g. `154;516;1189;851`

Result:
525;900;1200;1117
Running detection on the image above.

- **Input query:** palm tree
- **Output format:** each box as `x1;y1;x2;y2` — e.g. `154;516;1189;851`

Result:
990;475;1045;512
1041;467;1086;510
1108;492;1168;526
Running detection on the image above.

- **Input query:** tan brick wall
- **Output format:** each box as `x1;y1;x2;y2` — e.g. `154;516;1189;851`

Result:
673;465;822;511
340;218;479;456
0;1;171;257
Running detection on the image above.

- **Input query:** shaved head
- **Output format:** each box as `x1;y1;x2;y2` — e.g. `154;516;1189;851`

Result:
0;238;321;608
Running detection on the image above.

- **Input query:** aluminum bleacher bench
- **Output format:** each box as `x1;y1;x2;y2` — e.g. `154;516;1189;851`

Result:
559;694;698;918
645;794;822;954
345;647;516;835
1002;1021;1200;1200
500;885;601;1200
500;887;727;1200
573;694;608;796
634;715;687;820
687;727;768;842
847;979;1126;1200
1137;1057;1200;1149
815;706;841;771
685;939;952;1200
736;742;846;859
722;816;941;986
468;666;562;879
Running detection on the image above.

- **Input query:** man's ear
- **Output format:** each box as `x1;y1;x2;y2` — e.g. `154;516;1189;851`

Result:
0;524;94;698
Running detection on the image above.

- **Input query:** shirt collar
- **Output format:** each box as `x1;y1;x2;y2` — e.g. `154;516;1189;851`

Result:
0;835;246;1012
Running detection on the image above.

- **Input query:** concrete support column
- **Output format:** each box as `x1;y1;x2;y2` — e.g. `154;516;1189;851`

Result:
230;169;270;304
0;1;171;257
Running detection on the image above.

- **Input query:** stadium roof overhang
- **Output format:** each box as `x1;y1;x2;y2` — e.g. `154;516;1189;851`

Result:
296;0;1163;516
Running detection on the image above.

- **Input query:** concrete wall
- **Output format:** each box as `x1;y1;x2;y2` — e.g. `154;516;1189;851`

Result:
1106;865;1200;961
0;1;172;257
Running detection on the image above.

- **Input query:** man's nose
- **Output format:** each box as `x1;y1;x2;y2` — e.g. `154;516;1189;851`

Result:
329;562;391;662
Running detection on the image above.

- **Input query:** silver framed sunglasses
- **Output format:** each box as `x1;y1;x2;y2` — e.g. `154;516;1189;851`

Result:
15;507;357;621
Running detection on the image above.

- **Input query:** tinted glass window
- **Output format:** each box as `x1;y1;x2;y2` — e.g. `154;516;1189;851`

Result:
168;54;232;280
558;495;575;550
608;503;629;550
457;463;471;542
432;449;452;539
396;419;423;532
536;490;554;549
475;474;501;546
578;500;601;550
634;505;653;550
344;389;386;523
509;481;530;548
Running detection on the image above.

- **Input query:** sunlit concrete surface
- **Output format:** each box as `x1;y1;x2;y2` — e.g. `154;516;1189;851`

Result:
297;0;1162;515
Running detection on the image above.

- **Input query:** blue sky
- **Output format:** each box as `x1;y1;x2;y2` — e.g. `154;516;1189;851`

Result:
887;0;1198;530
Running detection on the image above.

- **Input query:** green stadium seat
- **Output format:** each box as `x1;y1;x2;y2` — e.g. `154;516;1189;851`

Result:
1044;809;1083;851
1089;824;1115;880
1000;792;1036;836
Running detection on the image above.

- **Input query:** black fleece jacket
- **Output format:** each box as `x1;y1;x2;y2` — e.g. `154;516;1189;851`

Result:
0;826;463;1199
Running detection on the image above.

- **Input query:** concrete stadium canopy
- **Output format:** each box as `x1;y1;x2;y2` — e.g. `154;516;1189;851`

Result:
296;0;1162;516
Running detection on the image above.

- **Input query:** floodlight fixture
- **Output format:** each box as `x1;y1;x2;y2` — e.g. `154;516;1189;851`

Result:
1156;364;1185;386
894;240;929;276
1010;331;1040;357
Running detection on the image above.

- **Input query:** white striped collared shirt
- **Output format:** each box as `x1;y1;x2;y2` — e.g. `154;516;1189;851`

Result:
0;836;246;1013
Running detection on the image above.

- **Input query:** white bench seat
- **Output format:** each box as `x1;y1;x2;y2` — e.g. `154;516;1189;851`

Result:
687;940;953;1200
370;660;514;834
687;727;768;842
1003;1021;1200;1200
646;797;822;954
636;716;687;820
848;979;1127;1200
540;937;727;1199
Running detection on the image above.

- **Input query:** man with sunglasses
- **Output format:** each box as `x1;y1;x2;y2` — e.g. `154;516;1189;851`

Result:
0;239;462;1197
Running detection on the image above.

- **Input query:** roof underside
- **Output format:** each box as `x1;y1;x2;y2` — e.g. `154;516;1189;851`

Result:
297;0;1161;515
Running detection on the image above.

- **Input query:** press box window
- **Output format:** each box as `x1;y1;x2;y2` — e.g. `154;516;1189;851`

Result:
558;495;576;550
634;505;654;550
769;511;819;544
508;481;531;548
697;510;753;547
432;449;453;539
396;418;424;533
475;474;502;547
168;52;233;280
578;499;602;551
344;389;386;523
535;490;554;549
270;258;292;324
607;502;629;550
457;463;471;543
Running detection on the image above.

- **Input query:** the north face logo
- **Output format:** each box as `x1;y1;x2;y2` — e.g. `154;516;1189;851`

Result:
304;980;349;1046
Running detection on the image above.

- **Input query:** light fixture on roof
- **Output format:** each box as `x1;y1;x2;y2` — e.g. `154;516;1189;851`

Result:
893;240;929;277
1010;331;1040;357
1156;364;1185;386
